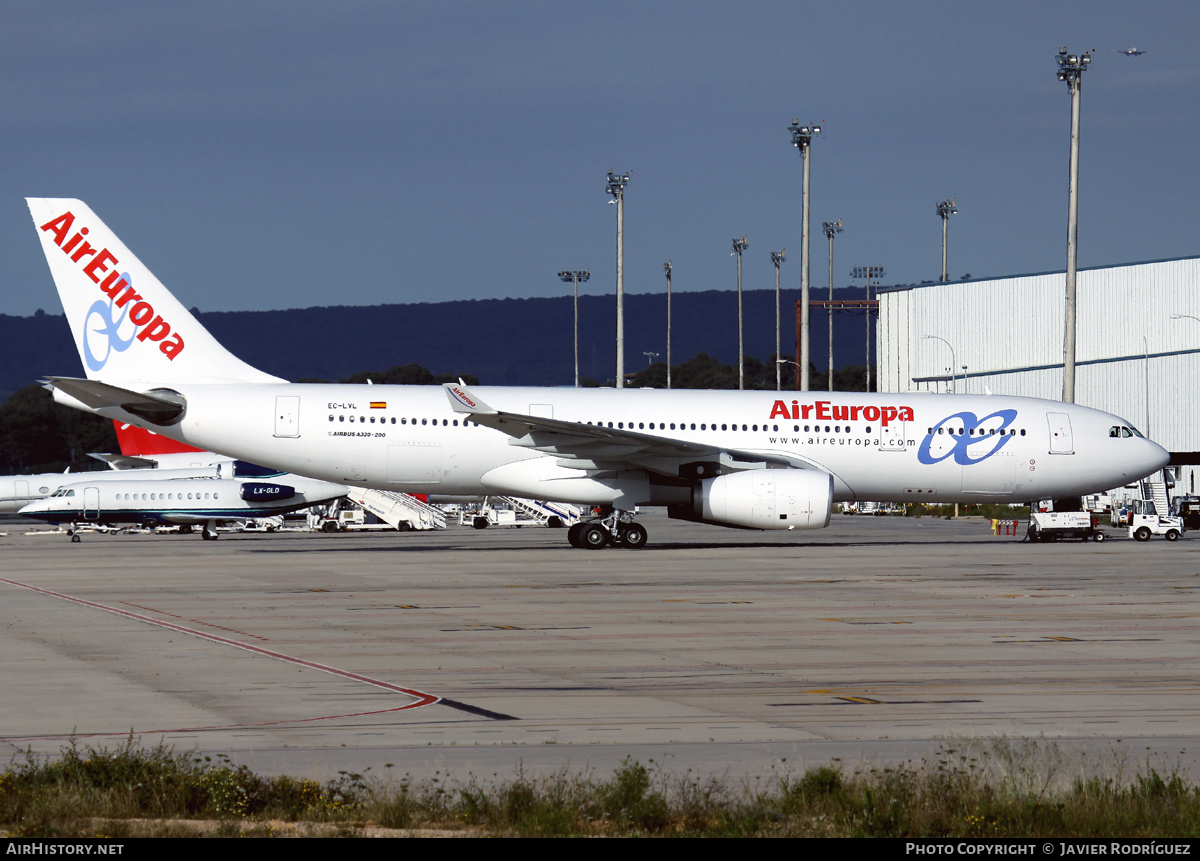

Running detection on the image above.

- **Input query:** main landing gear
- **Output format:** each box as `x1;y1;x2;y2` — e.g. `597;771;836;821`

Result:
566;509;648;550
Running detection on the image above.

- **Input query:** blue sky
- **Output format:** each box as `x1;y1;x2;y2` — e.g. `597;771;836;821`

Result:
3;1;1197;318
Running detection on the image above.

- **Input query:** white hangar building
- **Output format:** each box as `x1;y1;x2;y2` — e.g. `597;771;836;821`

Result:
875;255;1200;495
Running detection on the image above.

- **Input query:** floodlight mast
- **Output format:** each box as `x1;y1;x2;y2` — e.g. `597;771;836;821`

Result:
936;199;957;283
606;170;631;388
1056;47;1092;404
771;250;787;391
559;270;590;387
663;261;673;389
789;119;821;391
732;236;749;390
851;266;885;392
822;220;843;391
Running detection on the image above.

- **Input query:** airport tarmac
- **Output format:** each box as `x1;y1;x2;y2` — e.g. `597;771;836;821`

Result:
2;512;1198;787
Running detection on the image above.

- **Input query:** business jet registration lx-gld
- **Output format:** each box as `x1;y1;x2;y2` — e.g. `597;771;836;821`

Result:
26;199;1169;548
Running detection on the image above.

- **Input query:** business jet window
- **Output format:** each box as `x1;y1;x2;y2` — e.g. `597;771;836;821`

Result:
328;415;334;422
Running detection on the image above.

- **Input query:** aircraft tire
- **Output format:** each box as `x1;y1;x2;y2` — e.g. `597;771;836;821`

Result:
1135;526;1151;541
321;521;339;533
567;522;585;548
618;522;648;549
580;523;608;549
70;534;81;543
473;516;489;530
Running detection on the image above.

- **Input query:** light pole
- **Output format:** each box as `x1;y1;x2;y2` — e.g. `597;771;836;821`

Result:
643;352;659;367
606;169;631;388
851;265;884;392
732;236;749;390
1056;47;1092;403
923;334;957;393
936;199;957;282
789;119;821;391
664;261;673;389
822;220;843;391
771;249;786;390
559;270;590;387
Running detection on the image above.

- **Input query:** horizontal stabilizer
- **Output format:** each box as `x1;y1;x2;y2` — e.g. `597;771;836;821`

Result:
43;376;186;425
86;453;157;470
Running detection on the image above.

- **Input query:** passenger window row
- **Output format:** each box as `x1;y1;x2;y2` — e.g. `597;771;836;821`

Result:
927;427;1025;436
328;415;466;427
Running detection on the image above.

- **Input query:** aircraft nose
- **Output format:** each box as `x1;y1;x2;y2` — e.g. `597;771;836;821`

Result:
1140;439;1171;477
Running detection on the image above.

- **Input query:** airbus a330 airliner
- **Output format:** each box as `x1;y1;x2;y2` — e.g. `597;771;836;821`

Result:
26;198;1170;548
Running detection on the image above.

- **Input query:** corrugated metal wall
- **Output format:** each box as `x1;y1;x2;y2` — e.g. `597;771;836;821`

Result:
877;256;1200;492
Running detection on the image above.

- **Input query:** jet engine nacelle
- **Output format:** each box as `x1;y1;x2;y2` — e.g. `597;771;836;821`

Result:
672;468;834;530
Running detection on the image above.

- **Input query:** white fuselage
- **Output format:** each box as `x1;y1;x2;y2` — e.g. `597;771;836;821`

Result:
99;384;1167;508
18;471;349;526
0;465;227;513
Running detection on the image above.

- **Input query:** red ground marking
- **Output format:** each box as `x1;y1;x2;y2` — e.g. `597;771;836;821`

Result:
0;578;441;722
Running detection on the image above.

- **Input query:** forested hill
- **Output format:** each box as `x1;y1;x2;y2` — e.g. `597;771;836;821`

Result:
0;287;880;398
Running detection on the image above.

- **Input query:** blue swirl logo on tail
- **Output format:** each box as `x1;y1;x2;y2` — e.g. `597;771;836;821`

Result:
917;410;1018;465
82;273;137;372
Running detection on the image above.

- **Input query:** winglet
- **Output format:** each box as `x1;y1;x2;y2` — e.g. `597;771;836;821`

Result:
443;382;496;415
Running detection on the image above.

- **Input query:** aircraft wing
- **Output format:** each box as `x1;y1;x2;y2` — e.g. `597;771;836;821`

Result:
444;383;811;477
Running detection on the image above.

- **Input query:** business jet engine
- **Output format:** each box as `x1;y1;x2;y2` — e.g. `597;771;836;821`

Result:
669;468;833;530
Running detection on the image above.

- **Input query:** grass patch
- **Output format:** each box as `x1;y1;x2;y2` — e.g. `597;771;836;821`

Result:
3;737;1199;837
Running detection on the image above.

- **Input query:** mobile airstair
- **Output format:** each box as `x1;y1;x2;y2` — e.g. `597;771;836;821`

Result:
343;488;447;531
1140;471;1172;520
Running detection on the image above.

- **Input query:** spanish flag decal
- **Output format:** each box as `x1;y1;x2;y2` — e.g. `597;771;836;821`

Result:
370;401;387;409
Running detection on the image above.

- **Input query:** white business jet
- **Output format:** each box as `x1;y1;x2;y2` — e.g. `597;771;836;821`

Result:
18;461;349;540
26;198;1169;548
0;421;232;513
